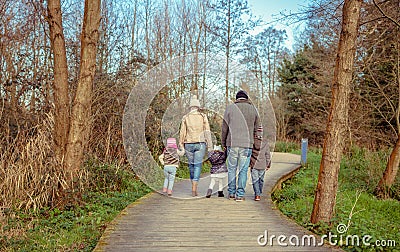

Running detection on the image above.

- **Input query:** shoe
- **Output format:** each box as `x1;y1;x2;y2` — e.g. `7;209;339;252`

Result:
218;191;224;197
192;181;198;197
254;195;261;201
206;189;212;198
162;187;167;193
229;194;235;200
235;197;245;202
167;189;172;196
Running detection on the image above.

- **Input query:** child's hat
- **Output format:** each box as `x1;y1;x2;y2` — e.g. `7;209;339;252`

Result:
213;145;222;151
166;138;177;149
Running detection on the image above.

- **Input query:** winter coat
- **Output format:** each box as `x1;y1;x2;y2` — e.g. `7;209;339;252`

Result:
179;109;213;150
208;150;228;174
159;147;184;167
221;99;260;148
250;136;271;170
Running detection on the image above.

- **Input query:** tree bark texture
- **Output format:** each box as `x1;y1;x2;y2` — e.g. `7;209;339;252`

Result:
311;0;363;224
64;0;101;187
375;135;400;198
47;0;70;161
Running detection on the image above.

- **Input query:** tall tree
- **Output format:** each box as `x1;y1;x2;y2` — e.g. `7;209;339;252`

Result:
47;0;70;161
64;0;101;188
367;0;400;198
311;0;363;224
208;0;258;104
48;0;101;190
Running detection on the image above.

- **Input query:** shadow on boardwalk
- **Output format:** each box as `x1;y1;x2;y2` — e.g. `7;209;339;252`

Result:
94;152;343;251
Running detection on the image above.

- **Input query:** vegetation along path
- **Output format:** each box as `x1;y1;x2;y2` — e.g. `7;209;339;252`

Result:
94;153;343;251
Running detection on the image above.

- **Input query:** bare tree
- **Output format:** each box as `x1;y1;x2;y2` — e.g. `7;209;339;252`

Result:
64;0;101;188
311;0;363;224
47;0;70;161
368;0;400;198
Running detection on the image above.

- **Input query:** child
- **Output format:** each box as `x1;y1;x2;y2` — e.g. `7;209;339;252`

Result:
206;145;228;198
250;126;271;201
159;138;185;196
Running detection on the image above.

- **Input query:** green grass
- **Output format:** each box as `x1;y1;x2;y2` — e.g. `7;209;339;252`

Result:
274;140;301;153
272;146;400;252
0;163;152;251
175;160;211;179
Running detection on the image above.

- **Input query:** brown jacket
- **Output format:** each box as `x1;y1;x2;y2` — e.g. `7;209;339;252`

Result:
179;109;212;150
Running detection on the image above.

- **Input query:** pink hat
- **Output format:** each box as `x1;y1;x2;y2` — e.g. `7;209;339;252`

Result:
166;138;177;149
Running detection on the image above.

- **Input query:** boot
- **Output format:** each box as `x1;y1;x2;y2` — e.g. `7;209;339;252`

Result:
218;191;224;197
192;181;198;197
206;189;212;198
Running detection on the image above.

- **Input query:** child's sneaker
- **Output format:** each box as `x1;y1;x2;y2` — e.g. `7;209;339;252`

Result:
235;197;244;202
167;189;172;196
254;195;261;201
162;187;167;193
218;191;224;197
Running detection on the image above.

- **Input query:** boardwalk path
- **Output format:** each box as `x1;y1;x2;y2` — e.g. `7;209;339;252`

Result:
94;153;342;251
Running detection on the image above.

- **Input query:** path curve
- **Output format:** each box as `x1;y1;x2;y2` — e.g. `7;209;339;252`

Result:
94;152;342;251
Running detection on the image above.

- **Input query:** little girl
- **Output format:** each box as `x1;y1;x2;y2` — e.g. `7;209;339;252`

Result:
159;138;185;196
206;145;228;198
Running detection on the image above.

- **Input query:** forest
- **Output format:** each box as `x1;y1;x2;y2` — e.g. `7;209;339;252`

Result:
0;0;399;250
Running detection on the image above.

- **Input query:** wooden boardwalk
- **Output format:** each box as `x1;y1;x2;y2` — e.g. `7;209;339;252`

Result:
94;153;342;251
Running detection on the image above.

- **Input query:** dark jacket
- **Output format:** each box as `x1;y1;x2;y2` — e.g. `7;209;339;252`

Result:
221;99;260;148
208;150;228;174
250;136;271;170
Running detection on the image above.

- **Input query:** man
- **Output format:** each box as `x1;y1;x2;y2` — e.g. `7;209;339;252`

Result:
221;90;260;201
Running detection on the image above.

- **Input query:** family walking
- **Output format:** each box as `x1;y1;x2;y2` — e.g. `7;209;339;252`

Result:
160;90;271;201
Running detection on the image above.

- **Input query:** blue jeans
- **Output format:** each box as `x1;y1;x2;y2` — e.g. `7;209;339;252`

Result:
163;165;177;190
184;143;206;182
251;169;266;196
227;147;252;198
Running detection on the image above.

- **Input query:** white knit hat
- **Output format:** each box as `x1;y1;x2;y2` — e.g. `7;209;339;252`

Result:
213;145;222;151
189;95;201;108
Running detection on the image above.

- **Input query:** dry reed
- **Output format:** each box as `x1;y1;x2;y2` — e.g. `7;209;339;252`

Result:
0;113;63;211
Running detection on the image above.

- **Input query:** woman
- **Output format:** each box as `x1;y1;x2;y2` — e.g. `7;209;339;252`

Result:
179;95;213;196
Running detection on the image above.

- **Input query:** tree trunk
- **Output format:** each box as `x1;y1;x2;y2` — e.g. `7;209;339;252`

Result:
47;0;70;161
64;0;101;188
311;0;362;224
375;136;400;198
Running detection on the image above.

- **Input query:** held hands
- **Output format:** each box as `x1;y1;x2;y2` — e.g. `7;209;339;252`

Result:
177;148;185;156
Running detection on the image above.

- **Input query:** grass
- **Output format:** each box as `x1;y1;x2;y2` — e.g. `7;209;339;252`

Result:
272;146;400;251
0;162;152;251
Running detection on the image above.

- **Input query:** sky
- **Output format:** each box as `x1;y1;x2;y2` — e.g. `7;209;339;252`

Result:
247;0;309;50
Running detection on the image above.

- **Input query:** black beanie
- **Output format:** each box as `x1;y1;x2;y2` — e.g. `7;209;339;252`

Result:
236;90;248;100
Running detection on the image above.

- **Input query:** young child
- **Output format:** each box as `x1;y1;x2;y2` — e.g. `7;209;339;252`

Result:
250;126;271;201
159;138;185;196
206;145;228;198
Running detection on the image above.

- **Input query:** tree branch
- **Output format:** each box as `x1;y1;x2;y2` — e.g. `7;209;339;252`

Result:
372;0;400;28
